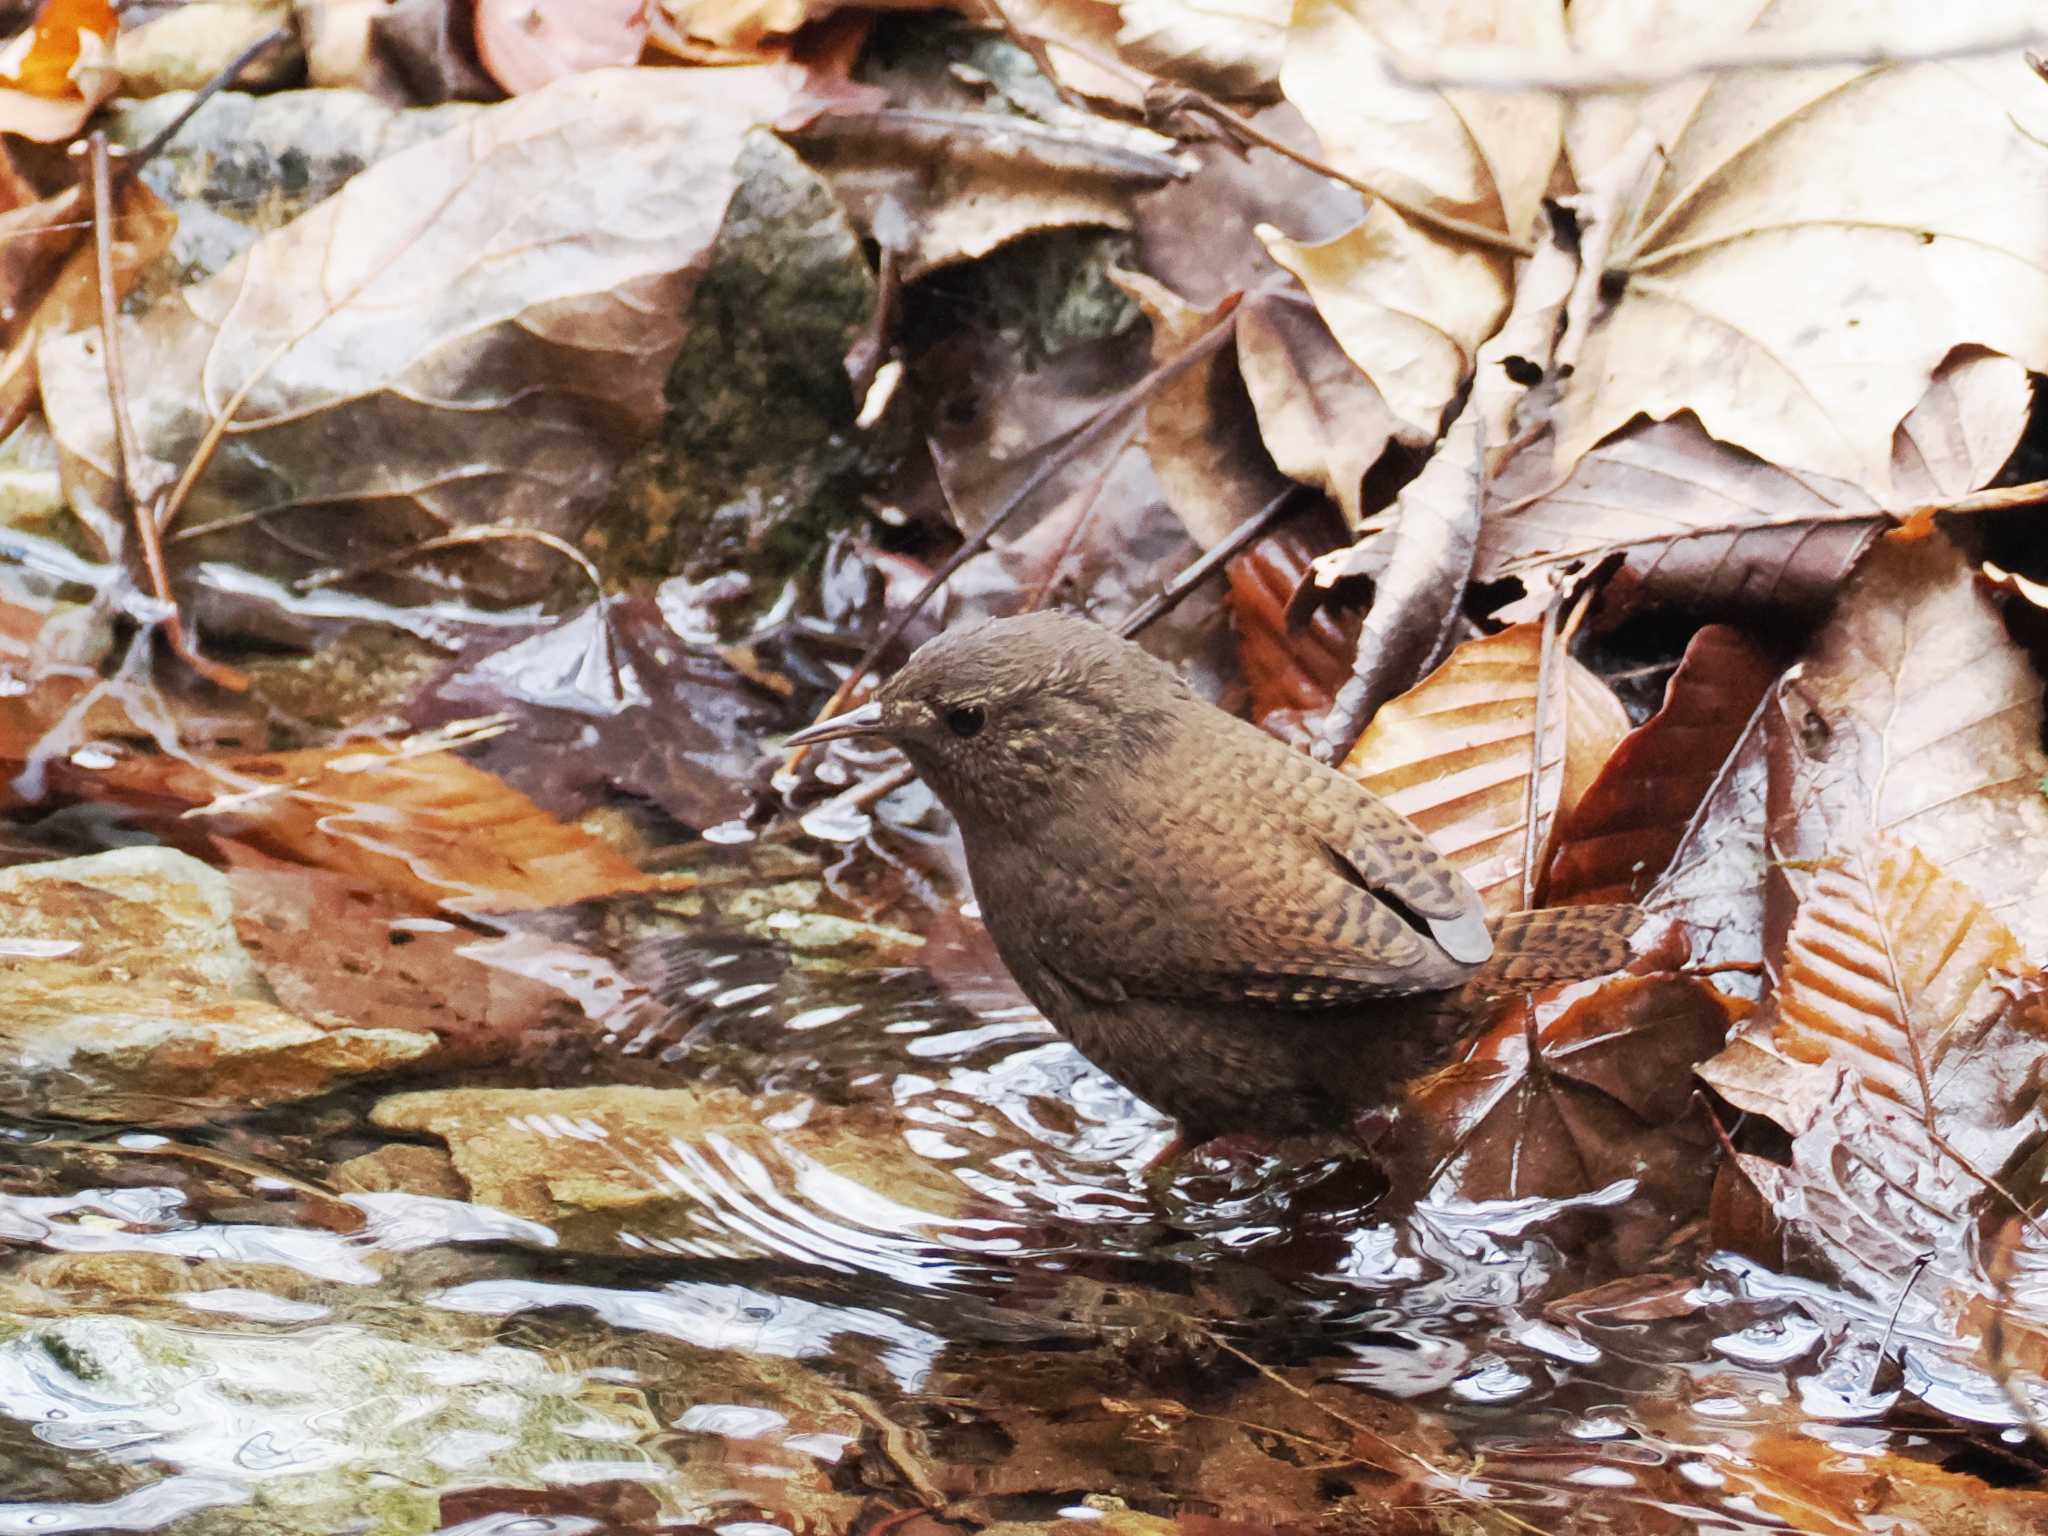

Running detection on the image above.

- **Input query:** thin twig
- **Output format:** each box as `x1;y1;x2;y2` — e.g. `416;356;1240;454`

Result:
1380;18;2048;97
84;131;245;692
1117;485;1308;638
787;304;1241;769
129;28;293;168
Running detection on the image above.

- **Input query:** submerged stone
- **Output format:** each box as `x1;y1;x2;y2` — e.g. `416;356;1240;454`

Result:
0;847;432;1124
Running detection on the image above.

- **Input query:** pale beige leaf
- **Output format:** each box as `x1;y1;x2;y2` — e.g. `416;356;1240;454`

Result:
1268;0;1564;440
1340;622;1629;916
1235;289;1405;527
1115;0;1288;100
39;66;792;601
1261;207;1505;441
1554;0;2048;495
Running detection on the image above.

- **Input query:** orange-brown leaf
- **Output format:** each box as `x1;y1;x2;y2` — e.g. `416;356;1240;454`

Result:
1548;625;1778;904
1341;621;1629;916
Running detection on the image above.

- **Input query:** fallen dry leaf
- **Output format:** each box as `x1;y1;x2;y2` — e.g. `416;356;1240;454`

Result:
1340;620;1629;918
1235;287;1405;529
1547;625;1779;904
1552;1;2048;495
1114;0;1287;100
1394;972;1739;1209
1768;531;2048;960
1477;354;2032;618
0;0;118;141
39;65;793;604
1267;0;1563;438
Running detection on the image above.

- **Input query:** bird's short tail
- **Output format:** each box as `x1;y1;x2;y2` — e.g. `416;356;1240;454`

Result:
1476;904;1642;984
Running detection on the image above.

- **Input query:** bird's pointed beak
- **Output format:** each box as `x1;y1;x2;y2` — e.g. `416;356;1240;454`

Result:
785;700;889;748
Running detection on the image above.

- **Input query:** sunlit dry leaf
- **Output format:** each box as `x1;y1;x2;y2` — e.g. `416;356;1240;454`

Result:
39;66;793;603
1235;288;1404;528
476;0;647;93
1769;531;2048;960
0;0;118;141
1548;625;1779;905
1553;1;2048;495
1267;0;1563;437
1478;354;2031;618
1394;973;1739;1209
1341;621;1629;917
80;736;655;915
1001;0;1150;110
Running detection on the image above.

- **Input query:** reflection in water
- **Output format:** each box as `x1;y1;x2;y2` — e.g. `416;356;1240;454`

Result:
0;851;2030;1533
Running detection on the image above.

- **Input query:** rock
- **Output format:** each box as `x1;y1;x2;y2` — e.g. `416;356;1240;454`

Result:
0;847;432;1124
371;1083;990;1258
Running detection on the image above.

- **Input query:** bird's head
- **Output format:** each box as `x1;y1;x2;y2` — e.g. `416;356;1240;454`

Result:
787;611;1191;832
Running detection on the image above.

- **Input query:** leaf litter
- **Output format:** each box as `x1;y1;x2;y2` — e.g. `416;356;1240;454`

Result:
1;3;2048;1533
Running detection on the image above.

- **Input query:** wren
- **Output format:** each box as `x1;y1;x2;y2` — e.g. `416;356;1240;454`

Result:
788;611;1639;1143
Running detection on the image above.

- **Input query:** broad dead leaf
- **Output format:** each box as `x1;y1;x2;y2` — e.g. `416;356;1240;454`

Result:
1553;0;2048;495
1341;620;1629;917
1114;0;1288;100
1641;691;1769;988
39;66;793;603
1224;507;1356;734
1267;0;1564;438
1768;531;2048;960
1548;625;1779;904
1394;973;1739;1209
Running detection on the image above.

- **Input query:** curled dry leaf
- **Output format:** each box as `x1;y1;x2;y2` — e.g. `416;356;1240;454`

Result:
1554;0;2048;496
1266;0;1563;438
1769;531;2048;961
475;0;648;94
0;177;176;447
1478;354;2032;619
1340;620;1629;917
1235;288;1404;529
38;66;794;604
1547;625;1779;905
1393;973;1741;1210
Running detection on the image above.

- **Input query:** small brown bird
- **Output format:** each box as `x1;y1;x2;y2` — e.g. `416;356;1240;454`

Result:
788;612;1638;1144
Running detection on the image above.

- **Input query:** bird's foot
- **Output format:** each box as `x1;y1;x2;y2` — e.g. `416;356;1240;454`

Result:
1138;1131;1277;1201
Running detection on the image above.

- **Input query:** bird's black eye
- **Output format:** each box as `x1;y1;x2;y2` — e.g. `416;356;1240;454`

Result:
944;704;986;739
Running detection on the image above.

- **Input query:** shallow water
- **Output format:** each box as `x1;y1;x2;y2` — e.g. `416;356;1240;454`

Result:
0;820;2030;1534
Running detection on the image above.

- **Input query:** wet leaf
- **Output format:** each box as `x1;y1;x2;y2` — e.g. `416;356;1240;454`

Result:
80;732;655;915
1553;5;2048;495
1641;696;1769;989
1768;531;2048;960
1393;973;1740;1209
1224;506;1356;733
372;1083;996;1262
1548;625;1779;904
1340;621;1630;916
39;65;793;604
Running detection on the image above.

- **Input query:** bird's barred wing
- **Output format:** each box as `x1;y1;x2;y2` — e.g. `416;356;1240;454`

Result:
1040;716;1490;1007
